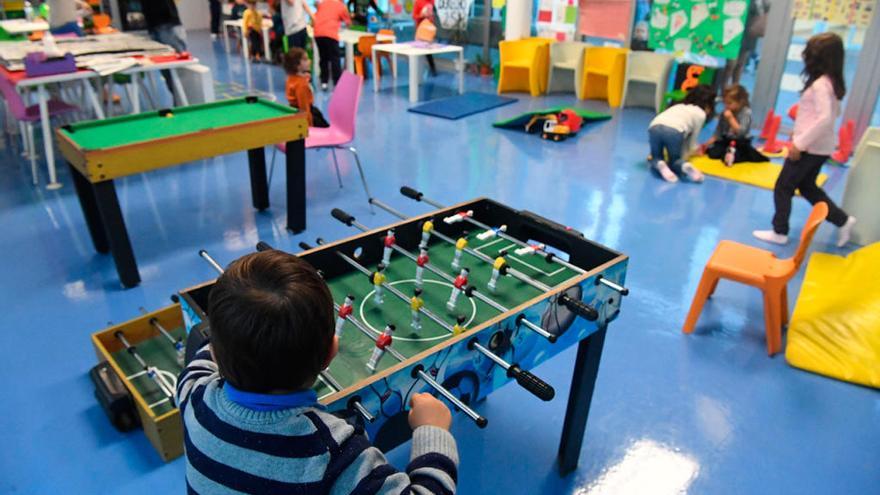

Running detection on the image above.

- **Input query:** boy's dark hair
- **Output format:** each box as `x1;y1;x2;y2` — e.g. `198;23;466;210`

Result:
722;84;749;106
208;250;334;392
802;32;846;100
283;47;307;75
682;84;717;118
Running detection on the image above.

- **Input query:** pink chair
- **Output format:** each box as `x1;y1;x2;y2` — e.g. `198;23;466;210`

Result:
0;76;78;186
271;71;373;206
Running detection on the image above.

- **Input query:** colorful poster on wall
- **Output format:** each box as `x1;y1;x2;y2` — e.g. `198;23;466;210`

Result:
578;0;634;42
434;0;475;29
648;0;750;59
793;0;874;28
536;0;579;41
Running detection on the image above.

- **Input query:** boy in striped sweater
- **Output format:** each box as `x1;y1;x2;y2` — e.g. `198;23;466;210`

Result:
177;250;459;494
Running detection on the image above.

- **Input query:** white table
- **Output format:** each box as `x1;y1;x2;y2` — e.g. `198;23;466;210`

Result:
223;18;272;63
0;19;49;35
371;42;464;103
5;58;202;189
339;29;396;73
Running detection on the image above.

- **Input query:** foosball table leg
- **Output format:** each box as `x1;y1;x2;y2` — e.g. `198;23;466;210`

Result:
247;147;269;211
557;324;608;475
285;139;306;233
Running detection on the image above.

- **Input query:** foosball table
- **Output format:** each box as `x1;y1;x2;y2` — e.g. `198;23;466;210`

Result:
91;187;629;474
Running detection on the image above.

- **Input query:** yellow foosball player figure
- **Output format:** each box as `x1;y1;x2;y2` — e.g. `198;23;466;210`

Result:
452;235;468;270
452;315;467;336
410;288;424;330
420;218;434;248
371;263;387;304
488;250;508;293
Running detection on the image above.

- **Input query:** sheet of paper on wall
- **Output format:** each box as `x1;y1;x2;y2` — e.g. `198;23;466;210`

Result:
690;3;708;28
723;17;744;45
670;10;687;36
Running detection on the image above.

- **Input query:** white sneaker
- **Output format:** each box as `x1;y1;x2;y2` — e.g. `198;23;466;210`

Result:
682;162;704;183
210;33;218;40
836;216;857;247
321;83;328;91
655;160;679;183
753;230;789;245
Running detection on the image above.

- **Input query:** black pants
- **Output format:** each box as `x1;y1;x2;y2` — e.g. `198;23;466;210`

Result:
209;0;221;34
425;54;436;75
315;37;342;85
287;28;308;50
248;30;264;59
311;106;330;128
772;153;848;235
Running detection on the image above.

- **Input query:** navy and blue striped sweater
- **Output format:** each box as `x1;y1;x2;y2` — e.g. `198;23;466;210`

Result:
177;344;459;494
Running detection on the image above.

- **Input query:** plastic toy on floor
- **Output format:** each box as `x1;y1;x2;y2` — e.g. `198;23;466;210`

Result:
493;107;611;139
525;109;583;142
786;242;880;388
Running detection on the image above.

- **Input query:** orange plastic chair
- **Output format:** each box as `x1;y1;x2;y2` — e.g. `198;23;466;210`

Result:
354;35;389;79
682;202;829;355
497;37;552;96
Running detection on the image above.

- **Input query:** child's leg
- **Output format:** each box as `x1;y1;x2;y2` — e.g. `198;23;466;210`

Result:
328;41;342;84
771;156;813;235
315;37;330;84
795;154;849;227
662;130;685;176
647;127;664;168
311;106;330;128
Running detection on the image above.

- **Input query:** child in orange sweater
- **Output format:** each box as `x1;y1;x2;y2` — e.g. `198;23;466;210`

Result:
284;48;330;127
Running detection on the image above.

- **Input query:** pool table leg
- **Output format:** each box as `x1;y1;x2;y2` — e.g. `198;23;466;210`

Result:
92;180;141;289
247;147;270;211
557;324;608;475
70;163;109;254
285;139;306;233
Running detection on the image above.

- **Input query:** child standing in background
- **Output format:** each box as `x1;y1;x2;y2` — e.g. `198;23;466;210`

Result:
242;0;265;62
269;0;285;63
284;48;330;127
703;84;767;165
313;0;351;90
754;33;856;247
647;85;716;183
230;0;247;19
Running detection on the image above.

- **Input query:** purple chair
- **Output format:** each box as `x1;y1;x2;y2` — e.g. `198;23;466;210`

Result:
0;76;78;187
271;71;373;205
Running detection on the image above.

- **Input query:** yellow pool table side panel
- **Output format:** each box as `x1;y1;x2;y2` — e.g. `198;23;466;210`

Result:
60;114;308;183
92;304;185;462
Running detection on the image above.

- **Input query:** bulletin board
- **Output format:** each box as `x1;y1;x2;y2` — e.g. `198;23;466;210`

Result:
648;0;751;59
536;0;579;41
578;0;633;42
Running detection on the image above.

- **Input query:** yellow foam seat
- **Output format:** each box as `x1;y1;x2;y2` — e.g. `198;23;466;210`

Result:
497;37;552;97
580;46;628;107
786;242;880;388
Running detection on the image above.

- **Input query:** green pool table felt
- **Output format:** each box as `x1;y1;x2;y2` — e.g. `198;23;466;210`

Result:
60;98;298;151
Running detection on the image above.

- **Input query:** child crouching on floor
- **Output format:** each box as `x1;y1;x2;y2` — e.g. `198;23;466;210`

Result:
284;48;330;127
177;249;459;493
647;85;716;183
702;84;767;165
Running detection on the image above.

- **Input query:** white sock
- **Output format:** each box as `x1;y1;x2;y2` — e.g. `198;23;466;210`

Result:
682;162;704;183
655;160;679;183
753;230;789;245
836;216;857;247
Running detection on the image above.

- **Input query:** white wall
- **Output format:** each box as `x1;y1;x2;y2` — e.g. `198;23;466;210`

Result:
177;0;210;31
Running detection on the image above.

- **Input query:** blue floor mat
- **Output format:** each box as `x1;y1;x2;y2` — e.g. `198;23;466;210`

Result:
408;92;517;120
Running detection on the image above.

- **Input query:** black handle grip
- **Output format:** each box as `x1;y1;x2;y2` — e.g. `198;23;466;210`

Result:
400;186;423;201
256;241;274;252
331;208;355;226
508;365;555;401
298;242;313;250
561;294;598;321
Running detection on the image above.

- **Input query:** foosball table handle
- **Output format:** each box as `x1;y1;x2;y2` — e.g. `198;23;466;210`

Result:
400;186;424;201
256;241;274;252
508;365;555;401
331;208;356;226
560;294;599;321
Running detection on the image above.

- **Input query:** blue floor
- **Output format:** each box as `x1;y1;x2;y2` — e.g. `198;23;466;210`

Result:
1;31;878;494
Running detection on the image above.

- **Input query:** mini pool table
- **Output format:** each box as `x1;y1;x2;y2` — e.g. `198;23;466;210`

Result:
58;97;308;288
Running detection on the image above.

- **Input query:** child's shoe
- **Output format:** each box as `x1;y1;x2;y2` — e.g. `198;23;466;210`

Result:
753;230;789;245
321;83;328;91
836;216;857;247
655;160;679;183
682;162;704;183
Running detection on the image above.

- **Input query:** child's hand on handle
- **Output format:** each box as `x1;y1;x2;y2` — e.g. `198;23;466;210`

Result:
409;393;452;430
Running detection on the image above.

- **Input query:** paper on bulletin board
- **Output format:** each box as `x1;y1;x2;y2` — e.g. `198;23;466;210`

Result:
793;0;874;28
649;0;749;59
536;0;578;41
578;0;634;42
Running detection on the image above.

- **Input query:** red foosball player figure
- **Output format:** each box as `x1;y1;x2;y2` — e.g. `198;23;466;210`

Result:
335;295;355;337
452;234;468;270
372;263;387;304
488;250;508;293
420;218;434;248
452;315;466;336
410;288;424;330
366;324;395;372
382;229;396;266
415;248;429;288
446;267;469;311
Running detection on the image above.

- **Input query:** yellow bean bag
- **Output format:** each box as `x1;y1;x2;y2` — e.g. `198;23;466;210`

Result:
786;243;880;388
690;156;828;191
